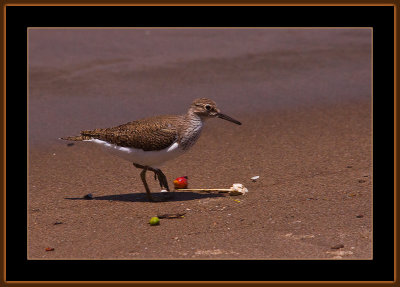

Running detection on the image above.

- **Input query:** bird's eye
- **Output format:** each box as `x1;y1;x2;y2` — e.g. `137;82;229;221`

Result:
205;104;211;111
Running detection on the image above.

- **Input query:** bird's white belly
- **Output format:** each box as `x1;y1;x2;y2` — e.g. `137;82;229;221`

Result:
86;139;185;168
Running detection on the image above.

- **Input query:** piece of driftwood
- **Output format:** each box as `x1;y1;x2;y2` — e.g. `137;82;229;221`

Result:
157;213;186;219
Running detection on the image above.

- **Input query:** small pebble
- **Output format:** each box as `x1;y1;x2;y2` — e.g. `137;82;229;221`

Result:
67;143;74;147
45;247;55;252
358;179;366;183
84;193;93;200
53;221;63;225
356;215;364;218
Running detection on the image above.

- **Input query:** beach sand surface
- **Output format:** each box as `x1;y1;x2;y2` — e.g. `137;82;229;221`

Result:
28;28;372;259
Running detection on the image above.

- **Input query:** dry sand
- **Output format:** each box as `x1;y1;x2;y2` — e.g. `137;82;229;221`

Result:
28;28;372;259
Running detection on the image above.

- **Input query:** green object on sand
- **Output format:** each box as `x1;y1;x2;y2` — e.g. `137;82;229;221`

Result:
149;217;160;226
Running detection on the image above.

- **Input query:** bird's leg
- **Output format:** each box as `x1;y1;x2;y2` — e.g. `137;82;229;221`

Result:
139;168;154;201
147;168;168;191
133;163;154;201
146;167;165;189
133;163;160;183
133;163;145;169
152;171;162;187
153;168;173;199
133;163;171;200
156;169;170;192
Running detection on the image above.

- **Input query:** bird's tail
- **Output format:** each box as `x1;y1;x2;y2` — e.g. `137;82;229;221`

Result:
59;135;92;141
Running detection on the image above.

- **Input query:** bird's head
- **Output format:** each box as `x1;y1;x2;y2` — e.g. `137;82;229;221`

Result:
190;98;241;125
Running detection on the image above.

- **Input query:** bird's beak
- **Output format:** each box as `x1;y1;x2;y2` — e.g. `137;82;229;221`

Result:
216;113;242;125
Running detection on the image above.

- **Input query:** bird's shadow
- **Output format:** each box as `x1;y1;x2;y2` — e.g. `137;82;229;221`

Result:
65;191;225;203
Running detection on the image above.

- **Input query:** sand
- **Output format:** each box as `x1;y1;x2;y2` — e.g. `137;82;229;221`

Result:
27;28;372;259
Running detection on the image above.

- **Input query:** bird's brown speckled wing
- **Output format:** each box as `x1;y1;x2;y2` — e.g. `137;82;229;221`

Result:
80;115;182;151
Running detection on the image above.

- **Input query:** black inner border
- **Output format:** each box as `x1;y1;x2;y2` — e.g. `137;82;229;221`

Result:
6;5;394;282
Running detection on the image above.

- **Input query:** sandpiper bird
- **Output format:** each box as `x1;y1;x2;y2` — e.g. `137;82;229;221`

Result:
61;98;241;201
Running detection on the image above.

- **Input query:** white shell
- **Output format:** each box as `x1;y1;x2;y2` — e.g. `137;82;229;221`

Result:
251;176;260;182
229;183;248;196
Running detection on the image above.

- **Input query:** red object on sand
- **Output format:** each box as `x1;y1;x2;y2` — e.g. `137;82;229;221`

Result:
173;176;188;189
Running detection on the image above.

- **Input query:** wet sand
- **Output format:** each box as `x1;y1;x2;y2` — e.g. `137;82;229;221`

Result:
28;28;372;259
